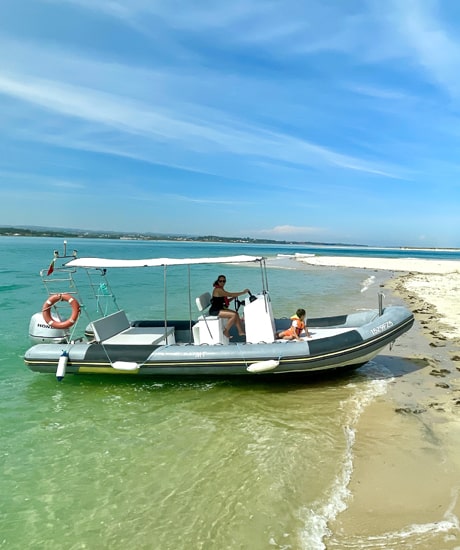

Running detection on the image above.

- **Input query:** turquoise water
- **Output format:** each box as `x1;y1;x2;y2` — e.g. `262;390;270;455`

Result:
1;237;457;549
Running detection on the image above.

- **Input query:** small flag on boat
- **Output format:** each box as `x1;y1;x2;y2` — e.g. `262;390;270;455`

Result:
47;258;56;275
47;255;57;275
47;250;59;275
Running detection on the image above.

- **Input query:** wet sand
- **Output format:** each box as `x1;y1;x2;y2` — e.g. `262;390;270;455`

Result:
298;256;460;549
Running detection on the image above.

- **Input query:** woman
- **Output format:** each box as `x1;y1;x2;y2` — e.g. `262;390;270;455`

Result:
209;275;249;338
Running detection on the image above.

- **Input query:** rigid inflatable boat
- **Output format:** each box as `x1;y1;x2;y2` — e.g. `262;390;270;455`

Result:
24;244;414;379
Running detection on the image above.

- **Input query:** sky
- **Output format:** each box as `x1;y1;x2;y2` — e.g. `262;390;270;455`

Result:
1;0;460;248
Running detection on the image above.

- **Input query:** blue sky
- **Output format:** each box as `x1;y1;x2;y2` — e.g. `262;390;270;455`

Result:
1;0;459;247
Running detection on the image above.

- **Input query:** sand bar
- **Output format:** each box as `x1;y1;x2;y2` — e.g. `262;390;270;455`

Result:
298;255;460;274
302;255;460;547
298;255;460;339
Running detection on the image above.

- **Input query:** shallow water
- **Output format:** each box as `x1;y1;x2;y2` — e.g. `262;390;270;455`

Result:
1;237;458;549
3;373;394;549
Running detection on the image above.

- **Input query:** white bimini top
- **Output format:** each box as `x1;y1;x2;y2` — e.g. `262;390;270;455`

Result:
65;255;264;269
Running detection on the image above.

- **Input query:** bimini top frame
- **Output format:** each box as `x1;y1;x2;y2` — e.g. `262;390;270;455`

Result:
64;255;268;341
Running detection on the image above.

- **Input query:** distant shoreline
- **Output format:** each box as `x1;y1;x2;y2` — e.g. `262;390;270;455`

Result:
0;226;367;247
1;226;459;251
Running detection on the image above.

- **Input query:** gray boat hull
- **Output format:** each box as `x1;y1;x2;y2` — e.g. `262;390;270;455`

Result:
24;306;414;377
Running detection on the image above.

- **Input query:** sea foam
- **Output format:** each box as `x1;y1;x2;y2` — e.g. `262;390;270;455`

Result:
360;275;376;293
300;377;390;549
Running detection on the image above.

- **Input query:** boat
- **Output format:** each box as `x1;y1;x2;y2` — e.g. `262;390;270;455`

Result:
24;243;414;380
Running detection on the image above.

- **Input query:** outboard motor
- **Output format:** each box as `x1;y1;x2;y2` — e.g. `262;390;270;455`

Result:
28;312;69;344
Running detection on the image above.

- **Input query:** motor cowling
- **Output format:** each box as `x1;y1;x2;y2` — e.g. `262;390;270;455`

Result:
28;312;69;344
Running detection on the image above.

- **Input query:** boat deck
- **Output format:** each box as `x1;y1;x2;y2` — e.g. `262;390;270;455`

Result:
103;326;176;345
99;325;354;346
303;327;355;340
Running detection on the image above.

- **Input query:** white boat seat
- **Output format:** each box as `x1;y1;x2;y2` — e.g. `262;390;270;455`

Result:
194;292;228;344
104;326;176;345
195;292;219;320
91;310;131;342
92;310;176;345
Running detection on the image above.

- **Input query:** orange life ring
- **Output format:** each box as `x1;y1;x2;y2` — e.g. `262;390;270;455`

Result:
42;293;81;330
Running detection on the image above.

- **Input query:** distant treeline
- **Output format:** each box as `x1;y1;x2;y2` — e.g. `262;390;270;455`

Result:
0;226;363;247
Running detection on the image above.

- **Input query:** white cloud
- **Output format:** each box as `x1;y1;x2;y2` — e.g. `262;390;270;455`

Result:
162;194;238;205
255;225;323;238
388;0;460;98
0;65;403;179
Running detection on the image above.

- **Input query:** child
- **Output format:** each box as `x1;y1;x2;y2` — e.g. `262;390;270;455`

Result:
276;308;311;340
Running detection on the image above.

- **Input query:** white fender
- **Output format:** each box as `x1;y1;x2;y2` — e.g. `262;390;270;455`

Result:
246;359;279;373
56;351;68;381
111;361;140;371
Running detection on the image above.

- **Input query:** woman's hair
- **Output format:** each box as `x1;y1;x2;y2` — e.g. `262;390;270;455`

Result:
296;308;306;318
213;275;226;286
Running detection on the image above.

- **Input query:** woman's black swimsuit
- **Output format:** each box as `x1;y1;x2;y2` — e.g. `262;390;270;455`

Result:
209;296;225;316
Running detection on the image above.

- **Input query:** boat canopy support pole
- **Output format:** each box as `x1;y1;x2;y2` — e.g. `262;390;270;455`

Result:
164;266;168;336
378;292;384;316
260;259;269;293
187;266;193;343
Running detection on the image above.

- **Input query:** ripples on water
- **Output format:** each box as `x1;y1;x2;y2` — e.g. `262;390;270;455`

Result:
3;373;389;549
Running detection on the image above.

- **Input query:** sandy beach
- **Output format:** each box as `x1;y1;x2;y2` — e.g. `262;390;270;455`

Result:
298;256;460;549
